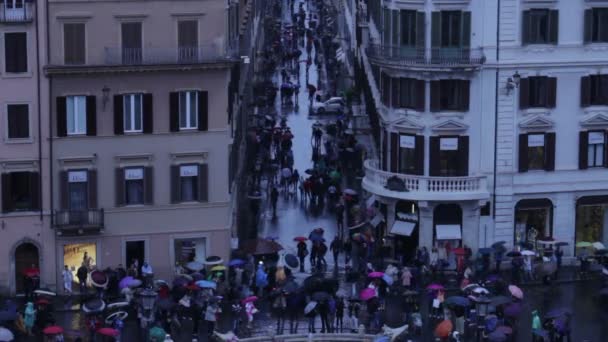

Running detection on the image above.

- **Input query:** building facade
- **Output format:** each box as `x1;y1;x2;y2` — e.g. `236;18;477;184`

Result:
45;0;238;285
494;0;608;259
0;0;55;295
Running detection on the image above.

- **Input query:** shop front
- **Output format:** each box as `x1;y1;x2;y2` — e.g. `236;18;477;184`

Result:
62;242;97;280
388;200;419;263
433;204;463;248
576;196;608;255
514;198;553;249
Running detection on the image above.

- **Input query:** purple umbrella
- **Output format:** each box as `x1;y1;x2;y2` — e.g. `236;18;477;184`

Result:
191;272;204;281
172;277;189;288
119;276;135;289
504;302;522;317
229;259;246;267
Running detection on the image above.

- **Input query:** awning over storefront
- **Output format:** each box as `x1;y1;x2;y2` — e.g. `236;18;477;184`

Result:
436;224;462;240
391;220;416;236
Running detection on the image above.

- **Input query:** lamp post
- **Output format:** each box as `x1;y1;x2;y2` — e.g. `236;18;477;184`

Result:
474;296;490;342
139;289;157;341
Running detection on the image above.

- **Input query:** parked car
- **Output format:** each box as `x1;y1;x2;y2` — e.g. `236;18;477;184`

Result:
312;97;345;114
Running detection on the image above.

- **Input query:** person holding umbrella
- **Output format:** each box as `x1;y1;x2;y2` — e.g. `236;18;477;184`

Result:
330;236;342;269
77;262;88;295
296;239;308;273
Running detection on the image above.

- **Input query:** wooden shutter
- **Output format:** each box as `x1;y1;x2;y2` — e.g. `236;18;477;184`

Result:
1;173;12;212
458;136;469;176
29;172;40;211
416;12;425;50
461;11;471;48
518;134;529;173
170;165;180;203
113;95;124;135
198;91;208;131
178;20;198;48
429;136;441;176
548;10;559;44
5;33;27;72
581;76;591;107
579;131;589;170
431;12;440;49
142;93;153;134
430;81;441;112
59;171;68;210
198;164;208;202
391;78;400;108
88;170;98;209
115;168;125;206
584;9;593;43
415;79;425;111
381;131;388;171
522;11;530;45
64;23;85;65
56;97;67;137
390;132;399;172
86;96;97;136
461;80;470;111
519;78;530;109
169;92;179;132
144;167;154;205
544;132;556;171
546;77;557;108
414;135;425;176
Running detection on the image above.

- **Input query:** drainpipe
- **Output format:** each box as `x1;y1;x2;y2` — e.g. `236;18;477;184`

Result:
35;1;42;221
492;0;501;220
46;0;54;228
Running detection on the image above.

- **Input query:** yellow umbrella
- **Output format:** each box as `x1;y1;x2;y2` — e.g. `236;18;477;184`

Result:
210;265;226;272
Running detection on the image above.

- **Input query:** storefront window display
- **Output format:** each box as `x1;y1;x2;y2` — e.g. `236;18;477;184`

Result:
514;199;553;249
174;238;207;266
63;243;97;279
576;197;608;254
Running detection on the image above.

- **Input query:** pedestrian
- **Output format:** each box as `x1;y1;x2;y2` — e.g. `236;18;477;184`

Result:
306;302;317;333
335;201;345;236
511;256;523;284
205;300;221;337
273;291;287;334
271;186;279;218
310;242;318;270
297;241;308;272
330;236;342;267
347;299;360;333
494;248;504;272
77;262;88;294
343;239;352;266
401;266;412;289
524;256;534;281
318;299;330;333
141;261;153;287
287;292;302;333
24;302;36;336
555;246;563;277
317;241;328;272
335;296;345;333
62;265;73;296
531;310;542;341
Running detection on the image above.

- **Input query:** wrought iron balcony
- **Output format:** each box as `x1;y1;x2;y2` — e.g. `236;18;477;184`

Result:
0;3;34;23
366;44;485;69
362;160;489;201
54;209;104;235
104;45;237;66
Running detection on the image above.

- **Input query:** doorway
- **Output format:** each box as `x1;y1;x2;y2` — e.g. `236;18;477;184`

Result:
433;203;463;247
125;240;145;272
14;243;39;293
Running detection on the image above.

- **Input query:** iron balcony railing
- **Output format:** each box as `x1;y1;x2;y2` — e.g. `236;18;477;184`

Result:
54;209;104;232
366;44;485;67
104;45;237;66
0;3;34;23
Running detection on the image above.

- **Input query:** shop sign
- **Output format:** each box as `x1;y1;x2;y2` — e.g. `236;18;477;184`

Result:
68;171;87;183
528;134;545;147
589;132;605;145
399;135;415;149
440;137;458;150
180;165;198;177
125;168;143;180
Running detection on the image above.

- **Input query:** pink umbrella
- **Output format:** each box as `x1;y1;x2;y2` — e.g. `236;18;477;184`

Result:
508;285;523;300
426;283;444;291
368;272;384;278
360;288;377;301
242;296;258;304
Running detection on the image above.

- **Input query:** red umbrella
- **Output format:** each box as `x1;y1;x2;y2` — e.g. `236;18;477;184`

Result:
294;237;308;242
426;283;444;291
97;327;119;337
23;268;40;277
242;296;258;304
435;319;453;338
36;298;50;306
43;326;63;335
360;288;376;301
185;283;200;291
453;248;467;255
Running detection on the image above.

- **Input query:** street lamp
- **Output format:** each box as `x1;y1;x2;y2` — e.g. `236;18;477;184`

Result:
138;289;157;341
474;296;490;342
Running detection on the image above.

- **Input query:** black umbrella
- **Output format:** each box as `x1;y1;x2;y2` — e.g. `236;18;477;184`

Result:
303;275;324;293
312;292;331;301
0;310;17;322
490;296;512;307
491;241;506;248
595;249;608;255
506;251;521;257
157;298;175;311
283;281;299;294
284;254;299;269
545;308;572;319
83;299;106;314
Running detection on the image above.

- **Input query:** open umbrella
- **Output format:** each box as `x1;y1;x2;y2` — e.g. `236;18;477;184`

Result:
303;275;324;293
312;292;330;301
90;270;108;288
490;296;512;307
312;227;324;234
344;189;357;196
294;237;308;242
242;296;258;304
508;285;523;300
204;256;224;265
97;327;119;337
210;265;226;272
434;319;453;338
304;301;318;315
545;308;572;319
444;296;470;307
478;248;493;255
595;249;608;255
229;259;245;267
576;241;592;248
360;288;377;301
33;289;56;296
309;235;325;243
506;251;521;257
283;281;299;294
426;283;444;291
462;283;481;291
593;242;606;250
491;241;506;248
119;276;138;289
453;248;467;256
381;274;394;286
82;298;106;313
173;275;191;287
368;272;384;278
537;239;556;246
472;287;490;295
149;326;166;341
0;327;14;341
35;298;50;306
521;250;536;256
284;254;299;269
195;280;217;290
185;261;204;272
43;326;63;335
105;311;128;325
504;302;522;317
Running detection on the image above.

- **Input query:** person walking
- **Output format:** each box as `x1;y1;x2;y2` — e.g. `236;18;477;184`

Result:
317;241;328;272
335;201;345;237
62;265;73;296
24;302;36;336
330;236;342;268
273;291;287;334
555;246;563;278
335;296;345;333
524;256;534;282
297;241;308;272
343;239;352;266
271;186;279;218
77;262;88;295
141;261;153;287
205;300;222;337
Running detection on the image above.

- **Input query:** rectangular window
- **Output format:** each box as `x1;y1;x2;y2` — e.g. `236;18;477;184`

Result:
400;10;417;47
124;168;144;205
527;134;545;170
440;11;462;47
588;131;605;167
179;165;199;202
399;135;416;174
63;23;85;65
179;91;198;129
121;22;142;64
590;8;608;43
178;20;198;62
66;96;87;135
123;94;143;133
438;80;468;111
7;104;29;139
3;172;33;211
399;78;420;110
438;137;460;176
529;77;548;107
4;32;27;73
589;75;608;106
68;170;88;210
381;72;391;106
528;9;548;44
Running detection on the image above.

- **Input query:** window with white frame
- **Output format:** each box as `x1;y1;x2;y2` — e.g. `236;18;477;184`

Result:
125;168;144;205
123;94;143;132
588;131;605;168
66;96;87;135
179;91;198;129
179;165;198;202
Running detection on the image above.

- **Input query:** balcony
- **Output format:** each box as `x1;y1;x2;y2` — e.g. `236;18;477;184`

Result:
362;160;489;201
104;45;236;66
0;3;34;23
54;209;104;236
366;44;485;70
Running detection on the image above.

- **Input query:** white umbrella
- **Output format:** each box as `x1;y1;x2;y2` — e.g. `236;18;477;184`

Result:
537;240;556;245
185;261;204;272
304;301;318;315
521;250;535;256
472;287;490;295
462;283;481;291
0;327;14;342
593;242;606;250
34;289;56;296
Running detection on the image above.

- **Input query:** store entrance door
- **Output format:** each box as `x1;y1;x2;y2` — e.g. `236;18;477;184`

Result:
125;240;145;272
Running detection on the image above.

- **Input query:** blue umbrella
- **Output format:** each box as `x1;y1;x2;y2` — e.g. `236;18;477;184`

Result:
195;280;217;290
479;248;494;255
545;308;572;319
310;235;325;242
229;259;245;267
0;310;17;322
444;296;470;307
381;274;394;286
